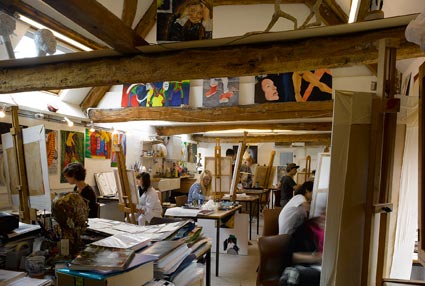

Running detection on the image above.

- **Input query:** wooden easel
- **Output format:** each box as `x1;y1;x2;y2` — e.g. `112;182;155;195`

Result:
232;132;247;202
264;150;276;188
214;138;222;200
114;144;137;224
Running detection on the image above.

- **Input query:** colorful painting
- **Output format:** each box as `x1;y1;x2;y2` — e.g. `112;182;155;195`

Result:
203;77;239;107
111;132;126;167
85;129;112;159
60;131;85;183
45;129;58;175
157;0;213;42
254;69;332;103
121;81;190;107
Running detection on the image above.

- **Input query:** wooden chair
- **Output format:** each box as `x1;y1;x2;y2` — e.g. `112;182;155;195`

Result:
262;207;282;236
175;195;188;207
256;233;292;286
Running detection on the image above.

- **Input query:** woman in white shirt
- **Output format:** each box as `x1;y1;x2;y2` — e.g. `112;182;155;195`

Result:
136;172;163;225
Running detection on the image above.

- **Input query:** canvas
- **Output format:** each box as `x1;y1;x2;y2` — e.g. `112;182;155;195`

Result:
254;69;333;103
202;77;239;107
60;131;85;183
85;129;112;159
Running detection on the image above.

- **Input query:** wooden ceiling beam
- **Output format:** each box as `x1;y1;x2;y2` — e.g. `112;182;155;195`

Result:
155;122;332;136
0;0;106;50
0;25;422;93
214;0;304;5
42;0;148;53
318;0;348;25
134;0;156;38
80;86;111;110
122;0;138;27
357;0;371;22
192;133;332;144
88;101;333;123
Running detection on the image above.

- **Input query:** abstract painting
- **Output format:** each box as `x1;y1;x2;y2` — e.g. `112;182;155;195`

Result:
45;129;58;175
60;130;85;183
85;129;112;159
121;81;190;107
111;132;126;167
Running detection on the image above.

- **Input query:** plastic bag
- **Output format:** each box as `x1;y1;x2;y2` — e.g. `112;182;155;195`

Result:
405;12;425;51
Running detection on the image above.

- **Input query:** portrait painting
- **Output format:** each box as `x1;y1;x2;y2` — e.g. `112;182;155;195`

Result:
254;69;333;103
121;81;190;107
233;145;258;164
203;77;239;107
60;130;85;183
187;143;197;163
85;129;112;159
157;0;213;42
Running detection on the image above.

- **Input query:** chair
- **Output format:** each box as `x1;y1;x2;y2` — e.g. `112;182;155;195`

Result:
175;195;188;207
256;234;292;286
262;207;282;236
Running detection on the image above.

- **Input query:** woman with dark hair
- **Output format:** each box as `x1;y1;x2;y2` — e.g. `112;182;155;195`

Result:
278;181;313;235
62;162;98;218
135;172;162;225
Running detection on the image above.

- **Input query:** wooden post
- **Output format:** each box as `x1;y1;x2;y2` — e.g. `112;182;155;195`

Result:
232;132;247;202
264;150;276;188
114;144;137;224
10;106;30;223
214;138;222;200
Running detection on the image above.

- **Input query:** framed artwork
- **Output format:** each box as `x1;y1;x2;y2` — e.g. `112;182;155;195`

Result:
85;129;112;159
187;143;197;163
203;77;239;107
255;69;332;103
157;0;213;42
60;130;85;183
233;145;258;164
111;132;126;167
45;129;58;174
121;81;190;107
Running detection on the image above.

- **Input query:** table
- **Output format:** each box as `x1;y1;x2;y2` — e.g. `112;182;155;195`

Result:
239;188;270;210
164;205;242;277
222;195;259;240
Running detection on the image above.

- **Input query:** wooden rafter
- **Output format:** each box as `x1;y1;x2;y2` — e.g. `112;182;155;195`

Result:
0;23;421;93
122;0;138;27
134;0;157;38
0;0;106;50
357;0;371;22
193;133;331;144
155;122;332;136
42;0;148;53
80;86;111;110
88;101;333;123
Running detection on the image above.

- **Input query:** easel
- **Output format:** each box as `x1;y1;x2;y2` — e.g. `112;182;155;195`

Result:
214;139;222;200
264;150;276;188
114;144;137;224
232;132;247;202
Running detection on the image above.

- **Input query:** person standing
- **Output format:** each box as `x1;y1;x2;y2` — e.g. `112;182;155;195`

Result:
279;163;300;208
62;162;98;218
135;172;163;225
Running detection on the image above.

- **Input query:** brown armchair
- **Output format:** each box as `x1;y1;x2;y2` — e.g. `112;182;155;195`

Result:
257;234;292;286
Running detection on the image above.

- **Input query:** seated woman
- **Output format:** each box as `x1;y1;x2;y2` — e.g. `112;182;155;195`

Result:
278;181;313;235
62;162;98;218
135;172;163;225
188;170;212;204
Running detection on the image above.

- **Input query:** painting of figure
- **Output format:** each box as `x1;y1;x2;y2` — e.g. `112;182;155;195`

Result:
121;81;190;107
255;69;332;103
60;131;84;183
157;0;213;42
85;129;112;159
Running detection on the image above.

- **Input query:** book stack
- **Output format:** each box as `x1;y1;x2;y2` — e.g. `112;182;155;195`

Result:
91;232;151;251
0;270;51;286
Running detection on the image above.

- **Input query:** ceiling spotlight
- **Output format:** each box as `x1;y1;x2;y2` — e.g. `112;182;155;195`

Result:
0;105;6;118
64;116;74;127
89;121;95;132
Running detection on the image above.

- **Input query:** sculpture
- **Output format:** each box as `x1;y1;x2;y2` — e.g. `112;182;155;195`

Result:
34;29;57;56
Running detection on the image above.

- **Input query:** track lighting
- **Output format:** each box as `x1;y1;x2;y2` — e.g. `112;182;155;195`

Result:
0;105;6;118
89;121;95;132
64;116;74;127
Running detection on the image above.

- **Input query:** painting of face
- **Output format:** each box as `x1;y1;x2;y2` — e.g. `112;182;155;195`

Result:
261;78;279;101
187;4;203;23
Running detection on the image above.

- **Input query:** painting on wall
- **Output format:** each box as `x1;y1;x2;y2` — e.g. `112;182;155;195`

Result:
60;131;85;183
254;69;332;103
121;81;190;107
187;143;197;163
85;129;112;159
157;0;213;42
111;132;126;167
203;77;239;107
45;129;58;175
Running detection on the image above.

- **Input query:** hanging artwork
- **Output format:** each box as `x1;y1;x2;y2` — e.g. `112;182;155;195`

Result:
45;129;58;175
187;143;197;163
203;77;239;107
111;132;126;167
85;129;112;159
121;81;190;107
157;0;213;42
60;130;85;183
254;69;332;103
